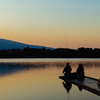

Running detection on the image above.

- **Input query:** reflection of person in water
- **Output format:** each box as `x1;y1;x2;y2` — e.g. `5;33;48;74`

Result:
62;80;72;93
77;86;83;91
76;64;84;78
62;63;72;77
62;80;83;93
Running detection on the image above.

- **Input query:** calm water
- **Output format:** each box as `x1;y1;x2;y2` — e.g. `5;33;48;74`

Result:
0;58;100;100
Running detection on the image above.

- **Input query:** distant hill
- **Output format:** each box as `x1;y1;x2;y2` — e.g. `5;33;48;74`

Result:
0;39;54;50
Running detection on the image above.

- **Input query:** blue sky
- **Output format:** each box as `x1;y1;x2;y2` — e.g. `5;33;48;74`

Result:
0;0;100;48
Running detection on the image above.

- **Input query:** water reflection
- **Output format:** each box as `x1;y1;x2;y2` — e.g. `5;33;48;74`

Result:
62;80;72;93
62;80;83;94
0;60;99;100
78;86;83;91
0;61;100;77
0;63;24;76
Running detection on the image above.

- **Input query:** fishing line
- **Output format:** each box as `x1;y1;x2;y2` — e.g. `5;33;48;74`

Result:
63;23;69;62
64;24;68;49
68;93;69;100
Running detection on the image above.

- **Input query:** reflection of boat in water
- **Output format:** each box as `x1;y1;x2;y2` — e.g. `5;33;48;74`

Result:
59;76;100;96
62;80;83;94
62;79;83;100
62;80;72;93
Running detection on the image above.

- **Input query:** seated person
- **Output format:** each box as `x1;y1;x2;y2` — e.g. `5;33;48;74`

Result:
62;63;72;77
76;64;84;78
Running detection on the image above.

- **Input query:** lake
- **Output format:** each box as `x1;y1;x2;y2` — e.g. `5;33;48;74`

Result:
0;58;100;100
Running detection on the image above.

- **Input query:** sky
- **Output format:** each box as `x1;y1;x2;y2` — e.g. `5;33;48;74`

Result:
0;0;100;49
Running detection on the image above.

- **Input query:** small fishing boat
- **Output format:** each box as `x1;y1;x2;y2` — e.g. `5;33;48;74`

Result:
98;78;100;86
59;76;100;96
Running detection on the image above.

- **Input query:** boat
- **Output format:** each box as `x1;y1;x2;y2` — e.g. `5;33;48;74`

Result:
98;78;100;86
59;76;100;96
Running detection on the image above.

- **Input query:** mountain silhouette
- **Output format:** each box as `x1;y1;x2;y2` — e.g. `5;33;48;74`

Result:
0;38;54;50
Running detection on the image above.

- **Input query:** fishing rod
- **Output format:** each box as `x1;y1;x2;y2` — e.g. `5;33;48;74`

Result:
64;23;69;62
64;24;68;49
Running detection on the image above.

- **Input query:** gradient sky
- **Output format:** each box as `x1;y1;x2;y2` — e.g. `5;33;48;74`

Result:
0;0;100;49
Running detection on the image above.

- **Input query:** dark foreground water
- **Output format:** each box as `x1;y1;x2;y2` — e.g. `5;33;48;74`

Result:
0;58;100;100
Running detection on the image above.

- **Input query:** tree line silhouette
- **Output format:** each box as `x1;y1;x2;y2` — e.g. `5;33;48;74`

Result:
0;47;100;58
